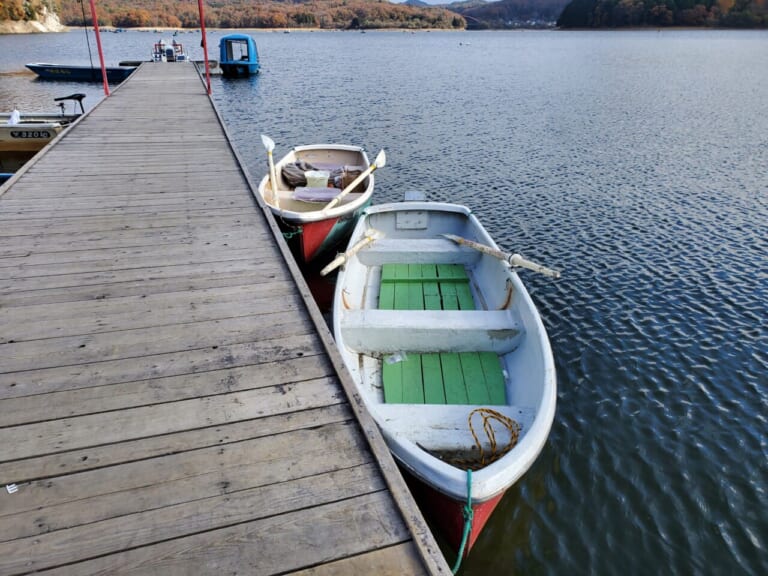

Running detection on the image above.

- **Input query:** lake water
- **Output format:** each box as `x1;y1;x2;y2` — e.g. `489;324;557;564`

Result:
2;28;766;575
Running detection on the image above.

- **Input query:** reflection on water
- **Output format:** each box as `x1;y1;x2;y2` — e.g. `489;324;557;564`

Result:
2;29;766;575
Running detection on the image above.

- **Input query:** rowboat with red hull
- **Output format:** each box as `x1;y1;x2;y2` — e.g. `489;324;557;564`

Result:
330;197;559;560
256;137;382;267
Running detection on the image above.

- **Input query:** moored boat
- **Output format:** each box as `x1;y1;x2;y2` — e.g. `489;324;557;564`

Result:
151;39;188;62
330;197;559;559
256;137;383;266
219;34;260;77
0;94;84;173
26;62;135;83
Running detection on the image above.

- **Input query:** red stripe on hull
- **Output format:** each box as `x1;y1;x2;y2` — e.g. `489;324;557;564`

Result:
403;469;505;557
299;218;338;263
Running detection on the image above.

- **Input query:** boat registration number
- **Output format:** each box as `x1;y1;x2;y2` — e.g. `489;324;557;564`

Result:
10;130;51;139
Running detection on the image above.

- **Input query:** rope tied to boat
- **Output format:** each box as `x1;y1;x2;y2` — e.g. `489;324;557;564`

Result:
467;407;521;469
281;228;302;239
452;469;473;574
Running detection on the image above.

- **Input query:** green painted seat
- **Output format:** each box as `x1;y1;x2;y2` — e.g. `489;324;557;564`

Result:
379;263;506;405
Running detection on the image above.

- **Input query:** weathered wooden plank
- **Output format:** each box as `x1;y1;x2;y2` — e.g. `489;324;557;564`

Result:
0;240;270;272
0;205;256;221
0;419;368;518
1;377;345;462
0;222;258;252
0;354;334;427
0;270;273;307
0;258;279;295
288;544;428;576
2;455;379;544
0;333;324;399
21;490;409;576
0;467;394;574
0;284;304;342
0;246;278;280
0;311;307;373
0;422;371;538
0;209;256;233
0;403;351;485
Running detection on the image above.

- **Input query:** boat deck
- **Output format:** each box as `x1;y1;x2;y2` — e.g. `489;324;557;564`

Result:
0;63;449;575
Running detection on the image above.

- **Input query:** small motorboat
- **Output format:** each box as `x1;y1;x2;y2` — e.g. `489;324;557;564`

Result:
0;94;85;173
219;34;260;77
151;39;188;62
256;136;383;266
26;63;135;83
330;196;559;559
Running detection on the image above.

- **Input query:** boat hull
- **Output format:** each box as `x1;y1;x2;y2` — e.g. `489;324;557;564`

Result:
275;200;371;265
402;466;505;556
0;123;62;153
0;122;64;172
26;63;135;83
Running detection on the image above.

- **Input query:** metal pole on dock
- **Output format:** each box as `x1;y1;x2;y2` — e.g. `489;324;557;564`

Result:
198;0;212;95
88;0;110;96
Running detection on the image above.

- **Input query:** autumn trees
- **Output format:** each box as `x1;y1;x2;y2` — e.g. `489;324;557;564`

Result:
556;0;767;27
52;0;465;30
0;0;60;22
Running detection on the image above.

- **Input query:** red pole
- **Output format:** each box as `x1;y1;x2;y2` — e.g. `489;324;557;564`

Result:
88;0;110;96
198;0;212;95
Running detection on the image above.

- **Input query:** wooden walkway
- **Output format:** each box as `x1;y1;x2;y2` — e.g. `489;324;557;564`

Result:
0;64;449;575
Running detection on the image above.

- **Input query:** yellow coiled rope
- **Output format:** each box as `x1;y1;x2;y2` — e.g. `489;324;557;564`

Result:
465;407;521;470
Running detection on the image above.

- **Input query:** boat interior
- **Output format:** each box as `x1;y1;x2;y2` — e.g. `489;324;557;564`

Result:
337;209;548;455
263;148;370;213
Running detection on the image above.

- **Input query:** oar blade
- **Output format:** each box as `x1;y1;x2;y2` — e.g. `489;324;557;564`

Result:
261;134;275;152
374;149;386;168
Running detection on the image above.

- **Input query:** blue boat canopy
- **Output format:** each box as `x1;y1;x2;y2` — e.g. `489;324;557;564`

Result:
219;34;260;78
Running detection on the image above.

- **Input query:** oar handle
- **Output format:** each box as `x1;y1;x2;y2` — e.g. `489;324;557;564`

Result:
443;233;561;279
322;164;376;213
507;254;561;279
267;150;279;209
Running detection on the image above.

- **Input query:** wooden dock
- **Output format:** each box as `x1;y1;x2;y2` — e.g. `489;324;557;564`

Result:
0;64;449;575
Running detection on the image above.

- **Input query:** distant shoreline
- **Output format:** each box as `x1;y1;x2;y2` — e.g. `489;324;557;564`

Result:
1;24;465;35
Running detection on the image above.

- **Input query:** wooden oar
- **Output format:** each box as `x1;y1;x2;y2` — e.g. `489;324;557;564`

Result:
320;229;383;276
443;233;561;279
322;150;386;213
260;134;280;209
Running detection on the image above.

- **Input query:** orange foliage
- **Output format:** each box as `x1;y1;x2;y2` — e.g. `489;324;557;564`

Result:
718;0;736;12
55;0;465;30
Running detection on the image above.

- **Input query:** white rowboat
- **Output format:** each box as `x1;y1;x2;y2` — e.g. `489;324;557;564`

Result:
332;199;557;556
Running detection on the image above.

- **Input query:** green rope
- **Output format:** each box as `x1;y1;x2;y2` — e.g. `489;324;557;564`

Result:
282;229;302;239
452;469;473;574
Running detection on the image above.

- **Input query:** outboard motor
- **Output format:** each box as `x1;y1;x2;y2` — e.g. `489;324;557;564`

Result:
53;93;86;116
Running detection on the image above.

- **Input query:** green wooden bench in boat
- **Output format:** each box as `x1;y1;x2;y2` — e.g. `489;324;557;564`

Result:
370;263;519;406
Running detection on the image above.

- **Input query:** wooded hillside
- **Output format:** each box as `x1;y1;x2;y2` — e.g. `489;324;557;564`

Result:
0;0;60;22
557;0;767;27
451;0;569;28
54;0;465;30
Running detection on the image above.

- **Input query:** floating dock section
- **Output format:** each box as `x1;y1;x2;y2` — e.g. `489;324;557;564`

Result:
0;64;449;575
